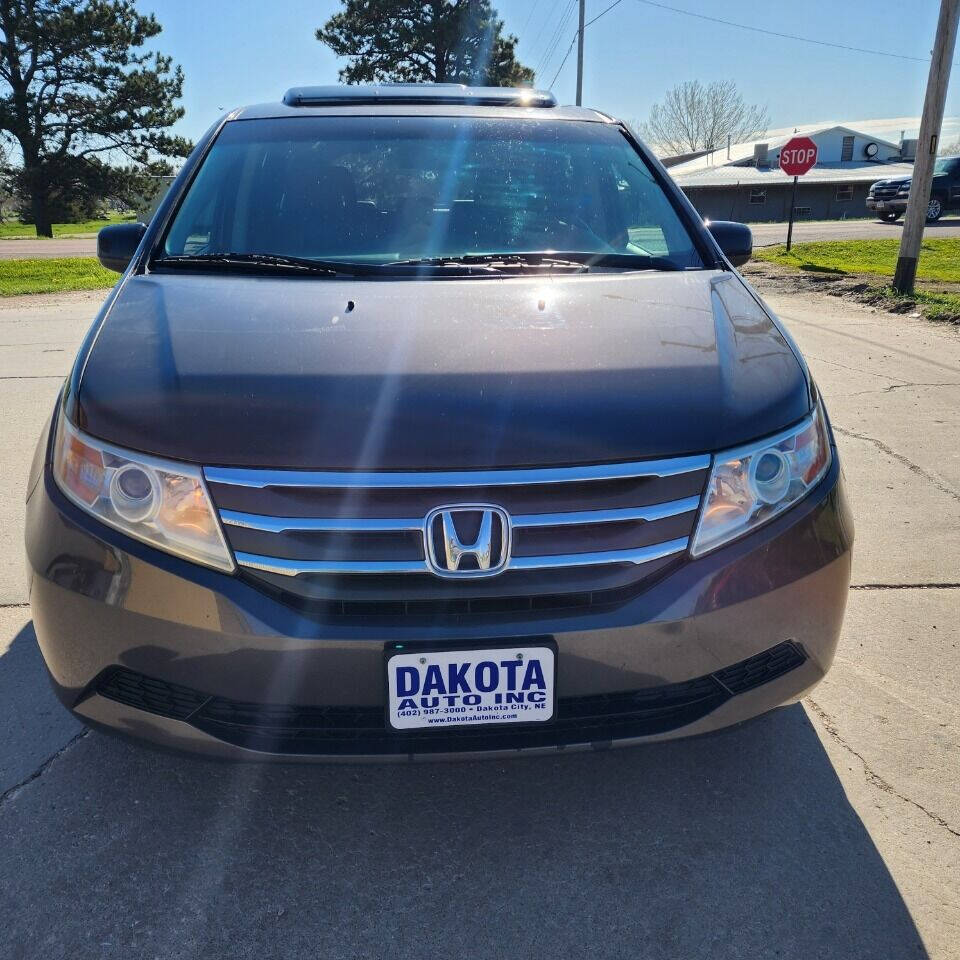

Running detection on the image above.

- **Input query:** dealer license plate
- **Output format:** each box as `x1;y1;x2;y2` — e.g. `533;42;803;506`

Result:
386;645;556;730
876;201;886;210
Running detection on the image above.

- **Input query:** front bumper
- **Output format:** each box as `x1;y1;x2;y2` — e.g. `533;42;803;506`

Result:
26;440;853;761
866;197;908;213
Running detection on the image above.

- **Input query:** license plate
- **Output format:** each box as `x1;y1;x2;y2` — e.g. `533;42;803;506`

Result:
876;201;886;210
386;645;556;730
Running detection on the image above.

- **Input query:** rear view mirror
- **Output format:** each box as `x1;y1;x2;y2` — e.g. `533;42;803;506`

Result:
706;220;752;267
97;222;148;273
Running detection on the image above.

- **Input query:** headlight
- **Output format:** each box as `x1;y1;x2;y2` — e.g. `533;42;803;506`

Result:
897;186;910;196
52;415;235;572
691;403;832;557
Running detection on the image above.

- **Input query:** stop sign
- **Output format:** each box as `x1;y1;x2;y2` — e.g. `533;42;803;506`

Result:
779;137;818;176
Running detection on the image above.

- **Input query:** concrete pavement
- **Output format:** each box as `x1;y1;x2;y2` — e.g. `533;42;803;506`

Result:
0;284;958;959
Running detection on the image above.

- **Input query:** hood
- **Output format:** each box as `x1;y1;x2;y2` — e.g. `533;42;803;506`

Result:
873;176;912;187
75;270;809;470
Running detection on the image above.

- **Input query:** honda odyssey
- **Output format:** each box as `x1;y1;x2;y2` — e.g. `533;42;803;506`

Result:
25;84;853;759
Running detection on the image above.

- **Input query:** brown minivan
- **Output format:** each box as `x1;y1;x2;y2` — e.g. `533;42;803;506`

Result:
25;85;852;759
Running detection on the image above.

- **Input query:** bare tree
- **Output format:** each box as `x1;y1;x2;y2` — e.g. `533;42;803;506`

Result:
938;139;960;155
640;80;769;157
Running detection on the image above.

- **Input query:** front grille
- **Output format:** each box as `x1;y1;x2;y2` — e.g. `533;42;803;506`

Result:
205;457;709;615
88;642;806;755
870;184;902;200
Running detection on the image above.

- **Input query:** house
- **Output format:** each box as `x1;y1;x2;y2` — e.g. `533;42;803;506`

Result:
666;122;918;222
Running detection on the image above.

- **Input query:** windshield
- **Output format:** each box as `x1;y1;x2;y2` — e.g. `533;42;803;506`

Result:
161;116;704;271
933;157;957;175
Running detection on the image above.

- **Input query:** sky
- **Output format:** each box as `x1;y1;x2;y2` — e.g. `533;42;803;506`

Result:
143;0;959;145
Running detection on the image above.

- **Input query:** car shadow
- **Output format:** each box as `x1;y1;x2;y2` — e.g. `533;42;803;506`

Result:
0;622;930;960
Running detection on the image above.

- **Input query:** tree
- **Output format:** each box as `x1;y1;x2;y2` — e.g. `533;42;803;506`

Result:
0;0;190;236
317;0;534;87
640;80;769;158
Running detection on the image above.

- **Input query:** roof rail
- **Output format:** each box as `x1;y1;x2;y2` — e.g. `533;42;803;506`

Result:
282;84;557;108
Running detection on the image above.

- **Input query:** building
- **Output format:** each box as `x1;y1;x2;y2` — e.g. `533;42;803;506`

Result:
667;121;921;223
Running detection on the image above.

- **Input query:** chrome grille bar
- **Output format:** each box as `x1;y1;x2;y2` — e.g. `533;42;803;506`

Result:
219;495;701;535
210;455;708;585
221;511;422;533
234;537;689;578
205;455;711;489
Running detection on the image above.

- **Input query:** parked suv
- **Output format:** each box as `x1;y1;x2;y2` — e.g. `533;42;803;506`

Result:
867;155;960;222
26;85;852;760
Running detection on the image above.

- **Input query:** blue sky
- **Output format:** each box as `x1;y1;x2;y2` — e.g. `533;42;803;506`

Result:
145;0;958;143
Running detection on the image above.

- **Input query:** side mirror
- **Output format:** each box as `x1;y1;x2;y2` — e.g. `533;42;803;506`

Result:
706;220;752;267
97;222;148;273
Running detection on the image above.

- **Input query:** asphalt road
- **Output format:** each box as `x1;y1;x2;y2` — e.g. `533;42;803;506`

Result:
750;214;960;246
0;237;100;259
1;285;958;959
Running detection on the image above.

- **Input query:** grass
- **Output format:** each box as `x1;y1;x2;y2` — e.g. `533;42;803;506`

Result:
0;257;117;297
754;237;960;283
751;237;960;323
0;214;136;239
893;287;960;322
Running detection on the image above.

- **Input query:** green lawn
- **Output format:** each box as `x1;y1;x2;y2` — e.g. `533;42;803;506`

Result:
754;237;960;283
0;214;136;239
0;257;117;297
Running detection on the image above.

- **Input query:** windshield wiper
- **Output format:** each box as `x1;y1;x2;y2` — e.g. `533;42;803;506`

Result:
391;251;681;271
152;252;376;276
392;252;588;270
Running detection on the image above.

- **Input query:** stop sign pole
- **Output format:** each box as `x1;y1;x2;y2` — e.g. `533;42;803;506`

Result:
779;137;819;251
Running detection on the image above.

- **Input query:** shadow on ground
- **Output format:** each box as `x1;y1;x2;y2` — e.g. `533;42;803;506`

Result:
0;622;928;960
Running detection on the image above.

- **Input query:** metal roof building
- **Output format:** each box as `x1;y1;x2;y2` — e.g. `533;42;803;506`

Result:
666;121;927;223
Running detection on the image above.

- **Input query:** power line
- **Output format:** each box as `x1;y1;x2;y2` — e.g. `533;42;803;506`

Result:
632;0;938;64
586;0;625;29
536;0;577;78
521;0;544;35
547;0;954;93
526;2;555;59
549;36;578;88
549;0;625;88
540;0;577;77
533;0;572;73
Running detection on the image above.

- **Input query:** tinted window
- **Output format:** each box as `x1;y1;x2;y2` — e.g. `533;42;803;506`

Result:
163;116;703;269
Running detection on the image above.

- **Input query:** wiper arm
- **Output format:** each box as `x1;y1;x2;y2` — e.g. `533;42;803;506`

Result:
153;252;374;276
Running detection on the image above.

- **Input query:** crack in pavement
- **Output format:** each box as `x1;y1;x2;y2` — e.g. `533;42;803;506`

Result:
806;698;960;840
0;728;89;807
805;354;909;384
0;374;65;380
0;600;29;608
851;583;960;590
832;424;960;502
850;381;960;397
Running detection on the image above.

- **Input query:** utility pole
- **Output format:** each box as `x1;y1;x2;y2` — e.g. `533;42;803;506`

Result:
892;0;959;293
575;0;586;106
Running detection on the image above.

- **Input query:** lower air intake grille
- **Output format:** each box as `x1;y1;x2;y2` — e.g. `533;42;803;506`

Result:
88;642;806;755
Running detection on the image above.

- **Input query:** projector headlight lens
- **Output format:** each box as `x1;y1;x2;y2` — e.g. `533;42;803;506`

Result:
53;415;235;572
691;402;832;557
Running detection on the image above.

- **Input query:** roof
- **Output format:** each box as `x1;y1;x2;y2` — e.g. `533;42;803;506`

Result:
677;161;917;189
667;123;901;178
